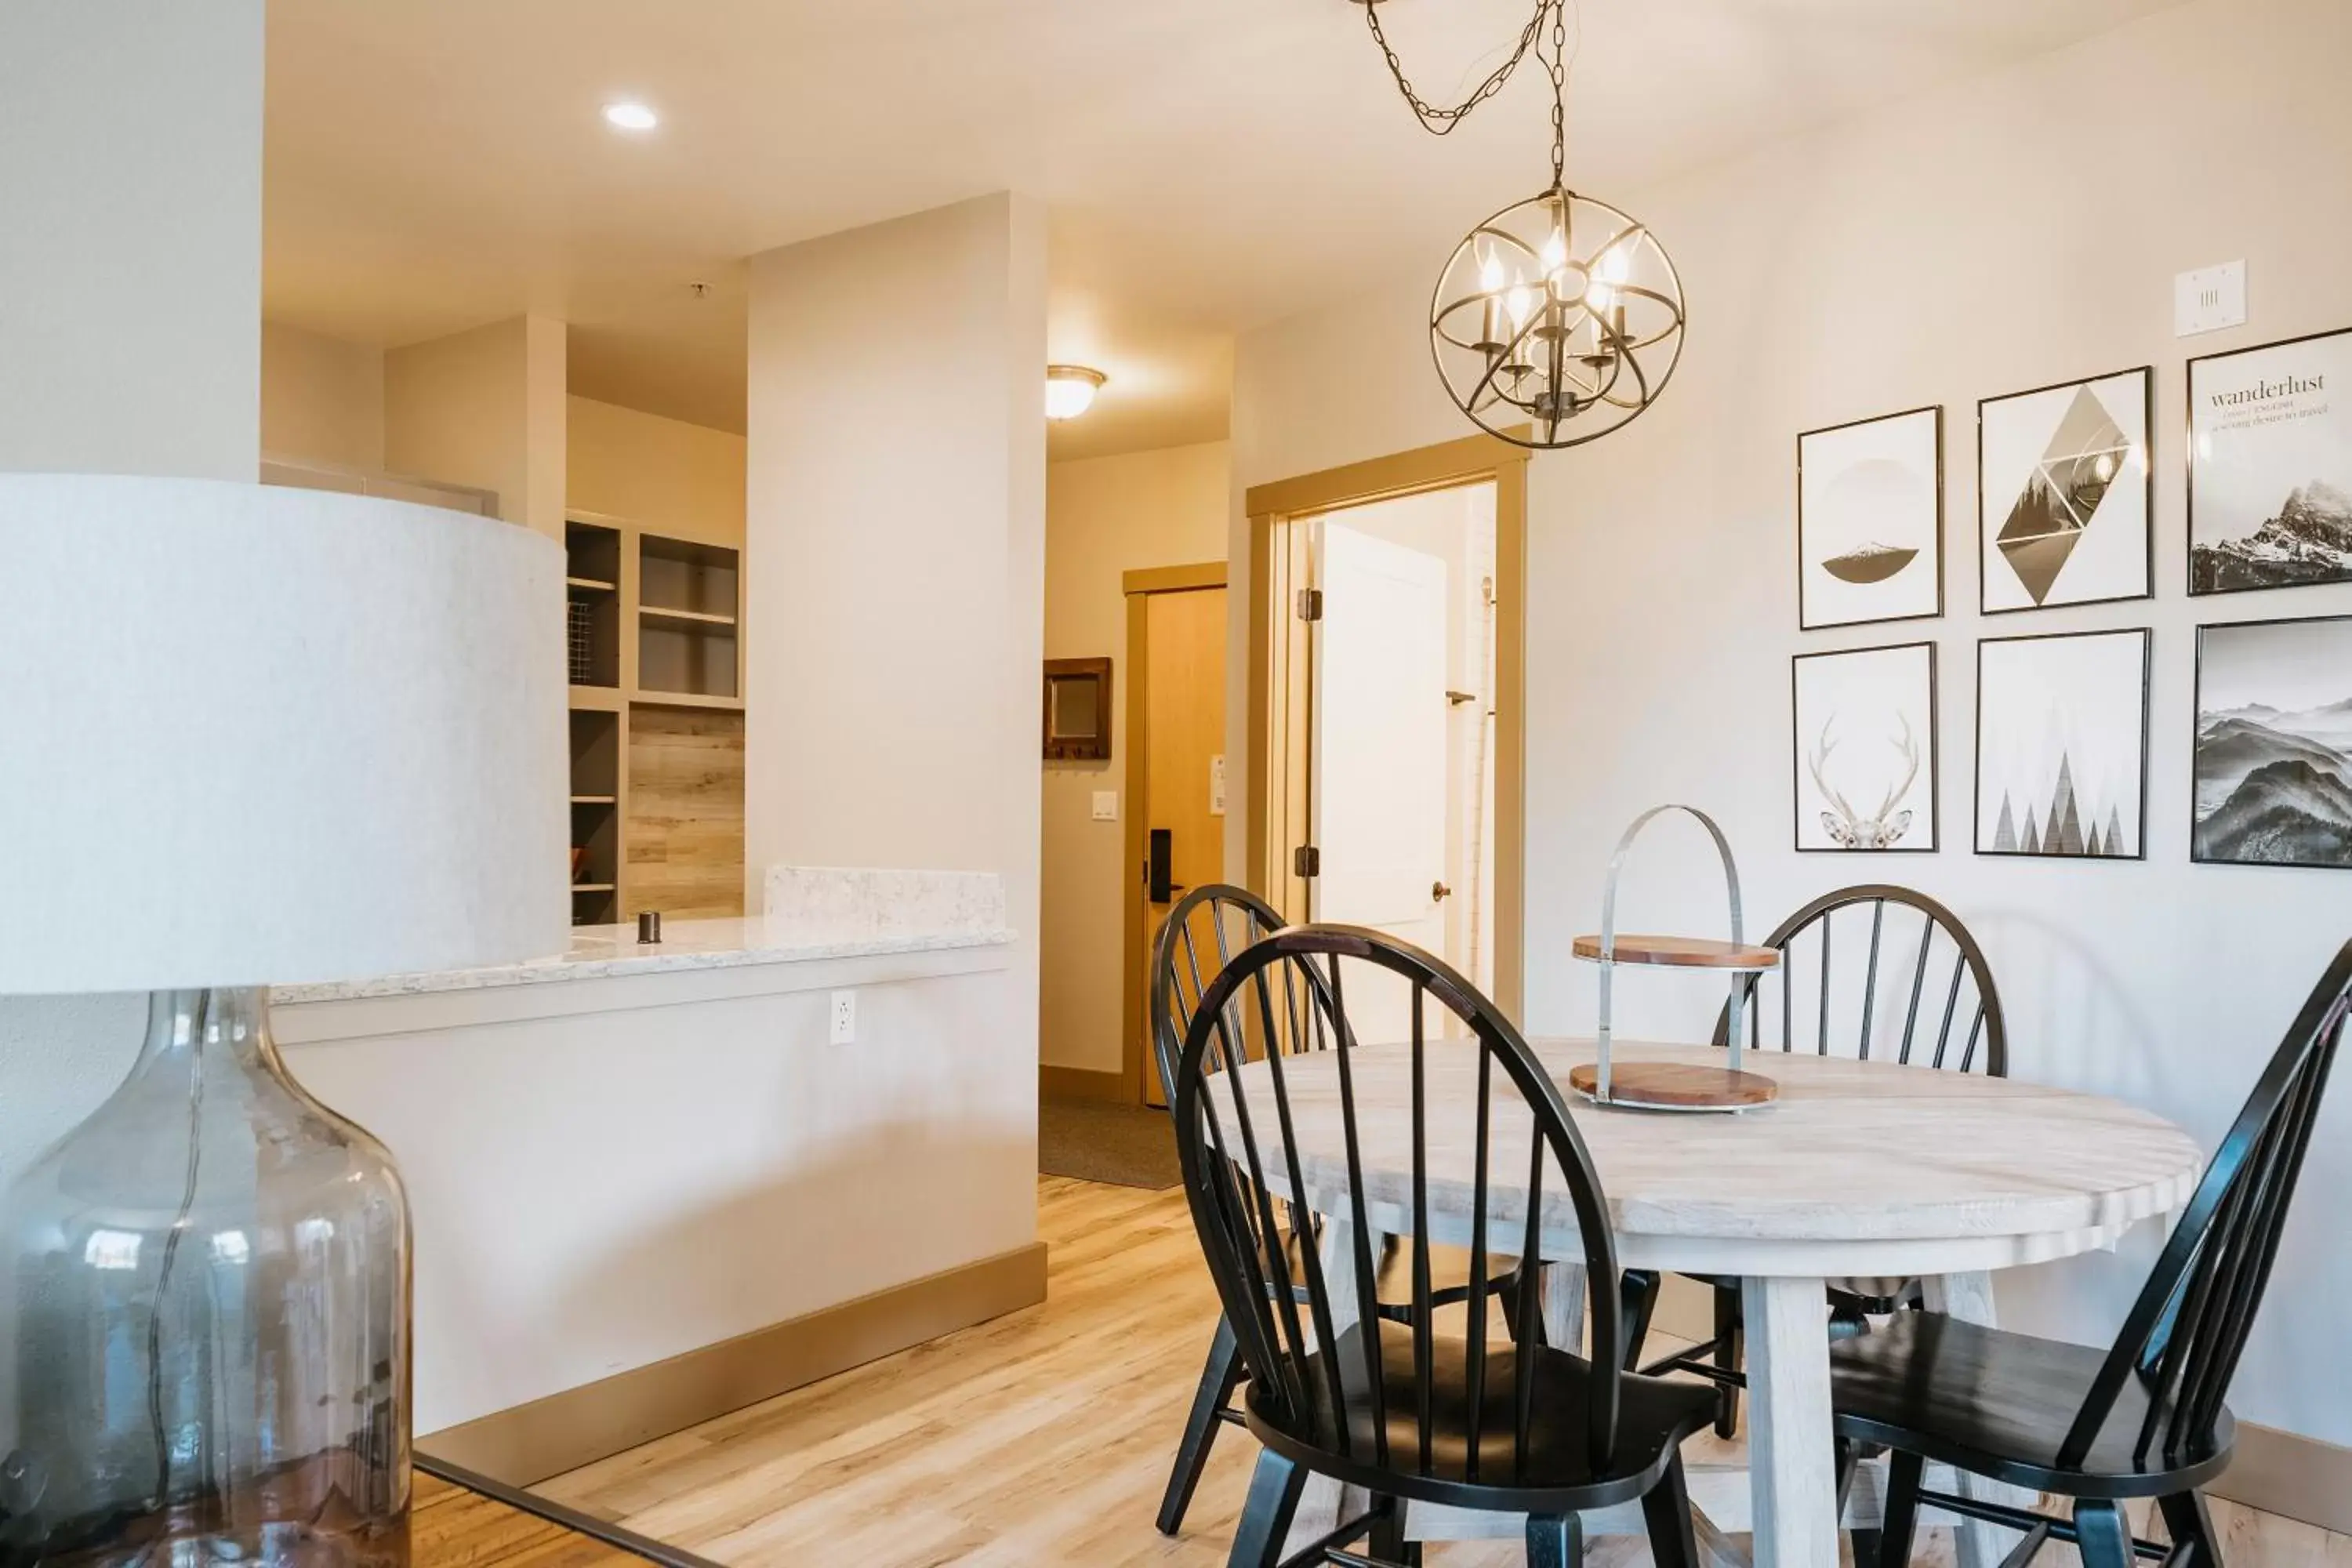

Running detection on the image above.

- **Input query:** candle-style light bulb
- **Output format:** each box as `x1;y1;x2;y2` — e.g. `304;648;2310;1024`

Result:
1477;246;1508;353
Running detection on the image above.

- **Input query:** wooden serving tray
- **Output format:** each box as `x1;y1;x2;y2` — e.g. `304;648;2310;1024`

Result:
1568;1060;1780;1112
1571;933;1780;970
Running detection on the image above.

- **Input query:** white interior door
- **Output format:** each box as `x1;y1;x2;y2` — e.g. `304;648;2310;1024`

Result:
1313;518;1450;1043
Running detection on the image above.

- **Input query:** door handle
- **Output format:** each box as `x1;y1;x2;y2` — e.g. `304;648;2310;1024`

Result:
1148;828;1176;904
1432;880;1453;902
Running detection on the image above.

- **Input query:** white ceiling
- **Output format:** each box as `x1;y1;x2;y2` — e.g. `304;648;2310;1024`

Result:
262;0;2180;458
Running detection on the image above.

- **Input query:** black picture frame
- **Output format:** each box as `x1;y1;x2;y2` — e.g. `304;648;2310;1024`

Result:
2190;613;2352;869
1796;405;1945;632
1976;365;2154;616
1790;639;1940;854
1973;627;2151;861
2187;325;2352;598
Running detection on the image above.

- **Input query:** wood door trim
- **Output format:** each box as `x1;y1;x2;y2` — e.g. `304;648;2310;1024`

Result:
1242;430;1526;519
1122;561;1227;595
1116;564;1229;1106
1245;437;1530;1017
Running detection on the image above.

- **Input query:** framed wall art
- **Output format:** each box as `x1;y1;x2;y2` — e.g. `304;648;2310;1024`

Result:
2192;615;2352;869
1797;405;1944;630
1791;641;1938;852
1976;629;2150;859
2188;326;2352;596
1979;367;2152;613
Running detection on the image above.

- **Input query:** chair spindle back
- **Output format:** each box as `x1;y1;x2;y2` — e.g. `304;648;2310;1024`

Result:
1171;924;1626;1481
2063;938;2352;1470
1713;884;2007;1075
1151;883;1287;1105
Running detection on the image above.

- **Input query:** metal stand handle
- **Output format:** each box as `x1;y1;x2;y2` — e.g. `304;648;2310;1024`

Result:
1594;804;1748;1102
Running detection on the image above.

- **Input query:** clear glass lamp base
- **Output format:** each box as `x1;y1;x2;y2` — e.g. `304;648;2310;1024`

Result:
0;988;412;1568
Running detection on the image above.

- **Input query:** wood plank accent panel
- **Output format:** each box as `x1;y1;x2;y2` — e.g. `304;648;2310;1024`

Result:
623;705;745;920
419;1240;1046;1487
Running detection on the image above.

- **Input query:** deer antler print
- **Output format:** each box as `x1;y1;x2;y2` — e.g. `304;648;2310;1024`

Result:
1809;713;1919;849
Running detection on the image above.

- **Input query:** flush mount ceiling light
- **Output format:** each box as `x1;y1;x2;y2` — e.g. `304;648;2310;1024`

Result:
1359;0;1686;449
1045;365;1107;421
602;101;659;132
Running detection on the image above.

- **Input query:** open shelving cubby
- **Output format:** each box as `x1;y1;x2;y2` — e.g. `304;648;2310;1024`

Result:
568;706;622;926
564;521;622;691
636;534;740;702
555;514;748;926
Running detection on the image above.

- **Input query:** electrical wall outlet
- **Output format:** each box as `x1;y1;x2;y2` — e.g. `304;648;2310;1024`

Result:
829;989;856;1044
1091;790;1118;822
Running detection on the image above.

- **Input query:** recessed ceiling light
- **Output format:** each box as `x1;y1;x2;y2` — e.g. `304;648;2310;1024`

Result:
603;102;659;132
1045;365;1106;421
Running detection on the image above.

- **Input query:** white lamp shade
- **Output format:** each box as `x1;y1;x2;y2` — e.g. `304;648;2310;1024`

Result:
0;475;569;993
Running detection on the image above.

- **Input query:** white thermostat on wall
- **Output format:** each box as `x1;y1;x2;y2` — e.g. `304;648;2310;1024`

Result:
2175;260;2247;338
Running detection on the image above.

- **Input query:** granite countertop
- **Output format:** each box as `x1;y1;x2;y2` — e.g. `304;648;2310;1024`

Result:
273;915;1016;1004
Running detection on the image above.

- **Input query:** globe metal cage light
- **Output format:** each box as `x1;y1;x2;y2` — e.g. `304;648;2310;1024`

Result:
1430;183;1686;449
1360;0;1687;449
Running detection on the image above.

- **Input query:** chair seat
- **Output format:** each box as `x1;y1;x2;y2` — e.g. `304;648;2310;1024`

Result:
1830;1312;2237;1499
1243;1319;1716;1512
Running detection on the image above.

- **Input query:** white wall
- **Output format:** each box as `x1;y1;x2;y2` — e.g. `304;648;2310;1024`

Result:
1040;440;1229;1074
0;2;265;1188
262;322;387;473
567;395;746;546
384;315;568;539
0;2;262;481
1231;0;2352;1447
744;194;1047;1283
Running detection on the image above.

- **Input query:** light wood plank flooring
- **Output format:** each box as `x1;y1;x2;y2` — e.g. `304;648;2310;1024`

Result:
539;1177;2347;1566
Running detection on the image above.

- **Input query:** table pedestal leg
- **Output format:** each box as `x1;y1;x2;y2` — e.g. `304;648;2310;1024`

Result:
1743;1275;1839;1568
1924;1272;2025;1568
1541;1261;1587;1356
1283;1215;1373;1559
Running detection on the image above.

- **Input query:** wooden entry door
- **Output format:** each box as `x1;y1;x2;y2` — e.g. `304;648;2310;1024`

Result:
1137;584;1227;1106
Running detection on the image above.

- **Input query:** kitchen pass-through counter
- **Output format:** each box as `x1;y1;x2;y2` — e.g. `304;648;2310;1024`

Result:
268;868;1042;1487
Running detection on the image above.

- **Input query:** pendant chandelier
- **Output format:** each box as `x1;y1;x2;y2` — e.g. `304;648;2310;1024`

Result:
1361;0;1686;449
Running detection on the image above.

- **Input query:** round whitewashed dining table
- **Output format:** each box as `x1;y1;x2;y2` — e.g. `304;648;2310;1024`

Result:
1216;1038;2206;1568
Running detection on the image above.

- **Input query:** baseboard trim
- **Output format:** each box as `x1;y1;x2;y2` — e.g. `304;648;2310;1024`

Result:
418;1240;1048;1487
2212;1420;2352;1535
1040;1063;1134;1104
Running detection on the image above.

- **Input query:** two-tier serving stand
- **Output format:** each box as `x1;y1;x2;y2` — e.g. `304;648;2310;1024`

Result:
1570;804;1781;1112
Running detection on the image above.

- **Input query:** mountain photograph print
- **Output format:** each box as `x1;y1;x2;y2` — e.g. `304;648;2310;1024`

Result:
2194;616;2352;869
1980;368;2151;613
1792;641;1938;852
1798;406;1944;630
1976;630;2149;859
2189;328;2352;596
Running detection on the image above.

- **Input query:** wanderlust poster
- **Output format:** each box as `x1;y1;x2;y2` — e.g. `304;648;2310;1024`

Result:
2189;327;2352;595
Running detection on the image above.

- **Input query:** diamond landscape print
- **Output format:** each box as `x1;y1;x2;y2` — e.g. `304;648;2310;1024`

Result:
2189;327;2352;596
1980;368;2151;612
1976;630;2149;859
2194;616;2352;869
1798;406;1944;630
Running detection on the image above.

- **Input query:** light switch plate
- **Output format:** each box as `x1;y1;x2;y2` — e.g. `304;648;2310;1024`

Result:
1091;790;1118;822
1209;755;1227;817
2176;260;2247;337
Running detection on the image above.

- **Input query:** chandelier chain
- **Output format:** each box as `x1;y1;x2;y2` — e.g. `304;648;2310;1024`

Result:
1544;0;1567;183
1360;0;1550;136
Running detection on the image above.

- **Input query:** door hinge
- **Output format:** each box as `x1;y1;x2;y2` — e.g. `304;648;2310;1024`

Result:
1295;587;1323;622
1293;844;1321;879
